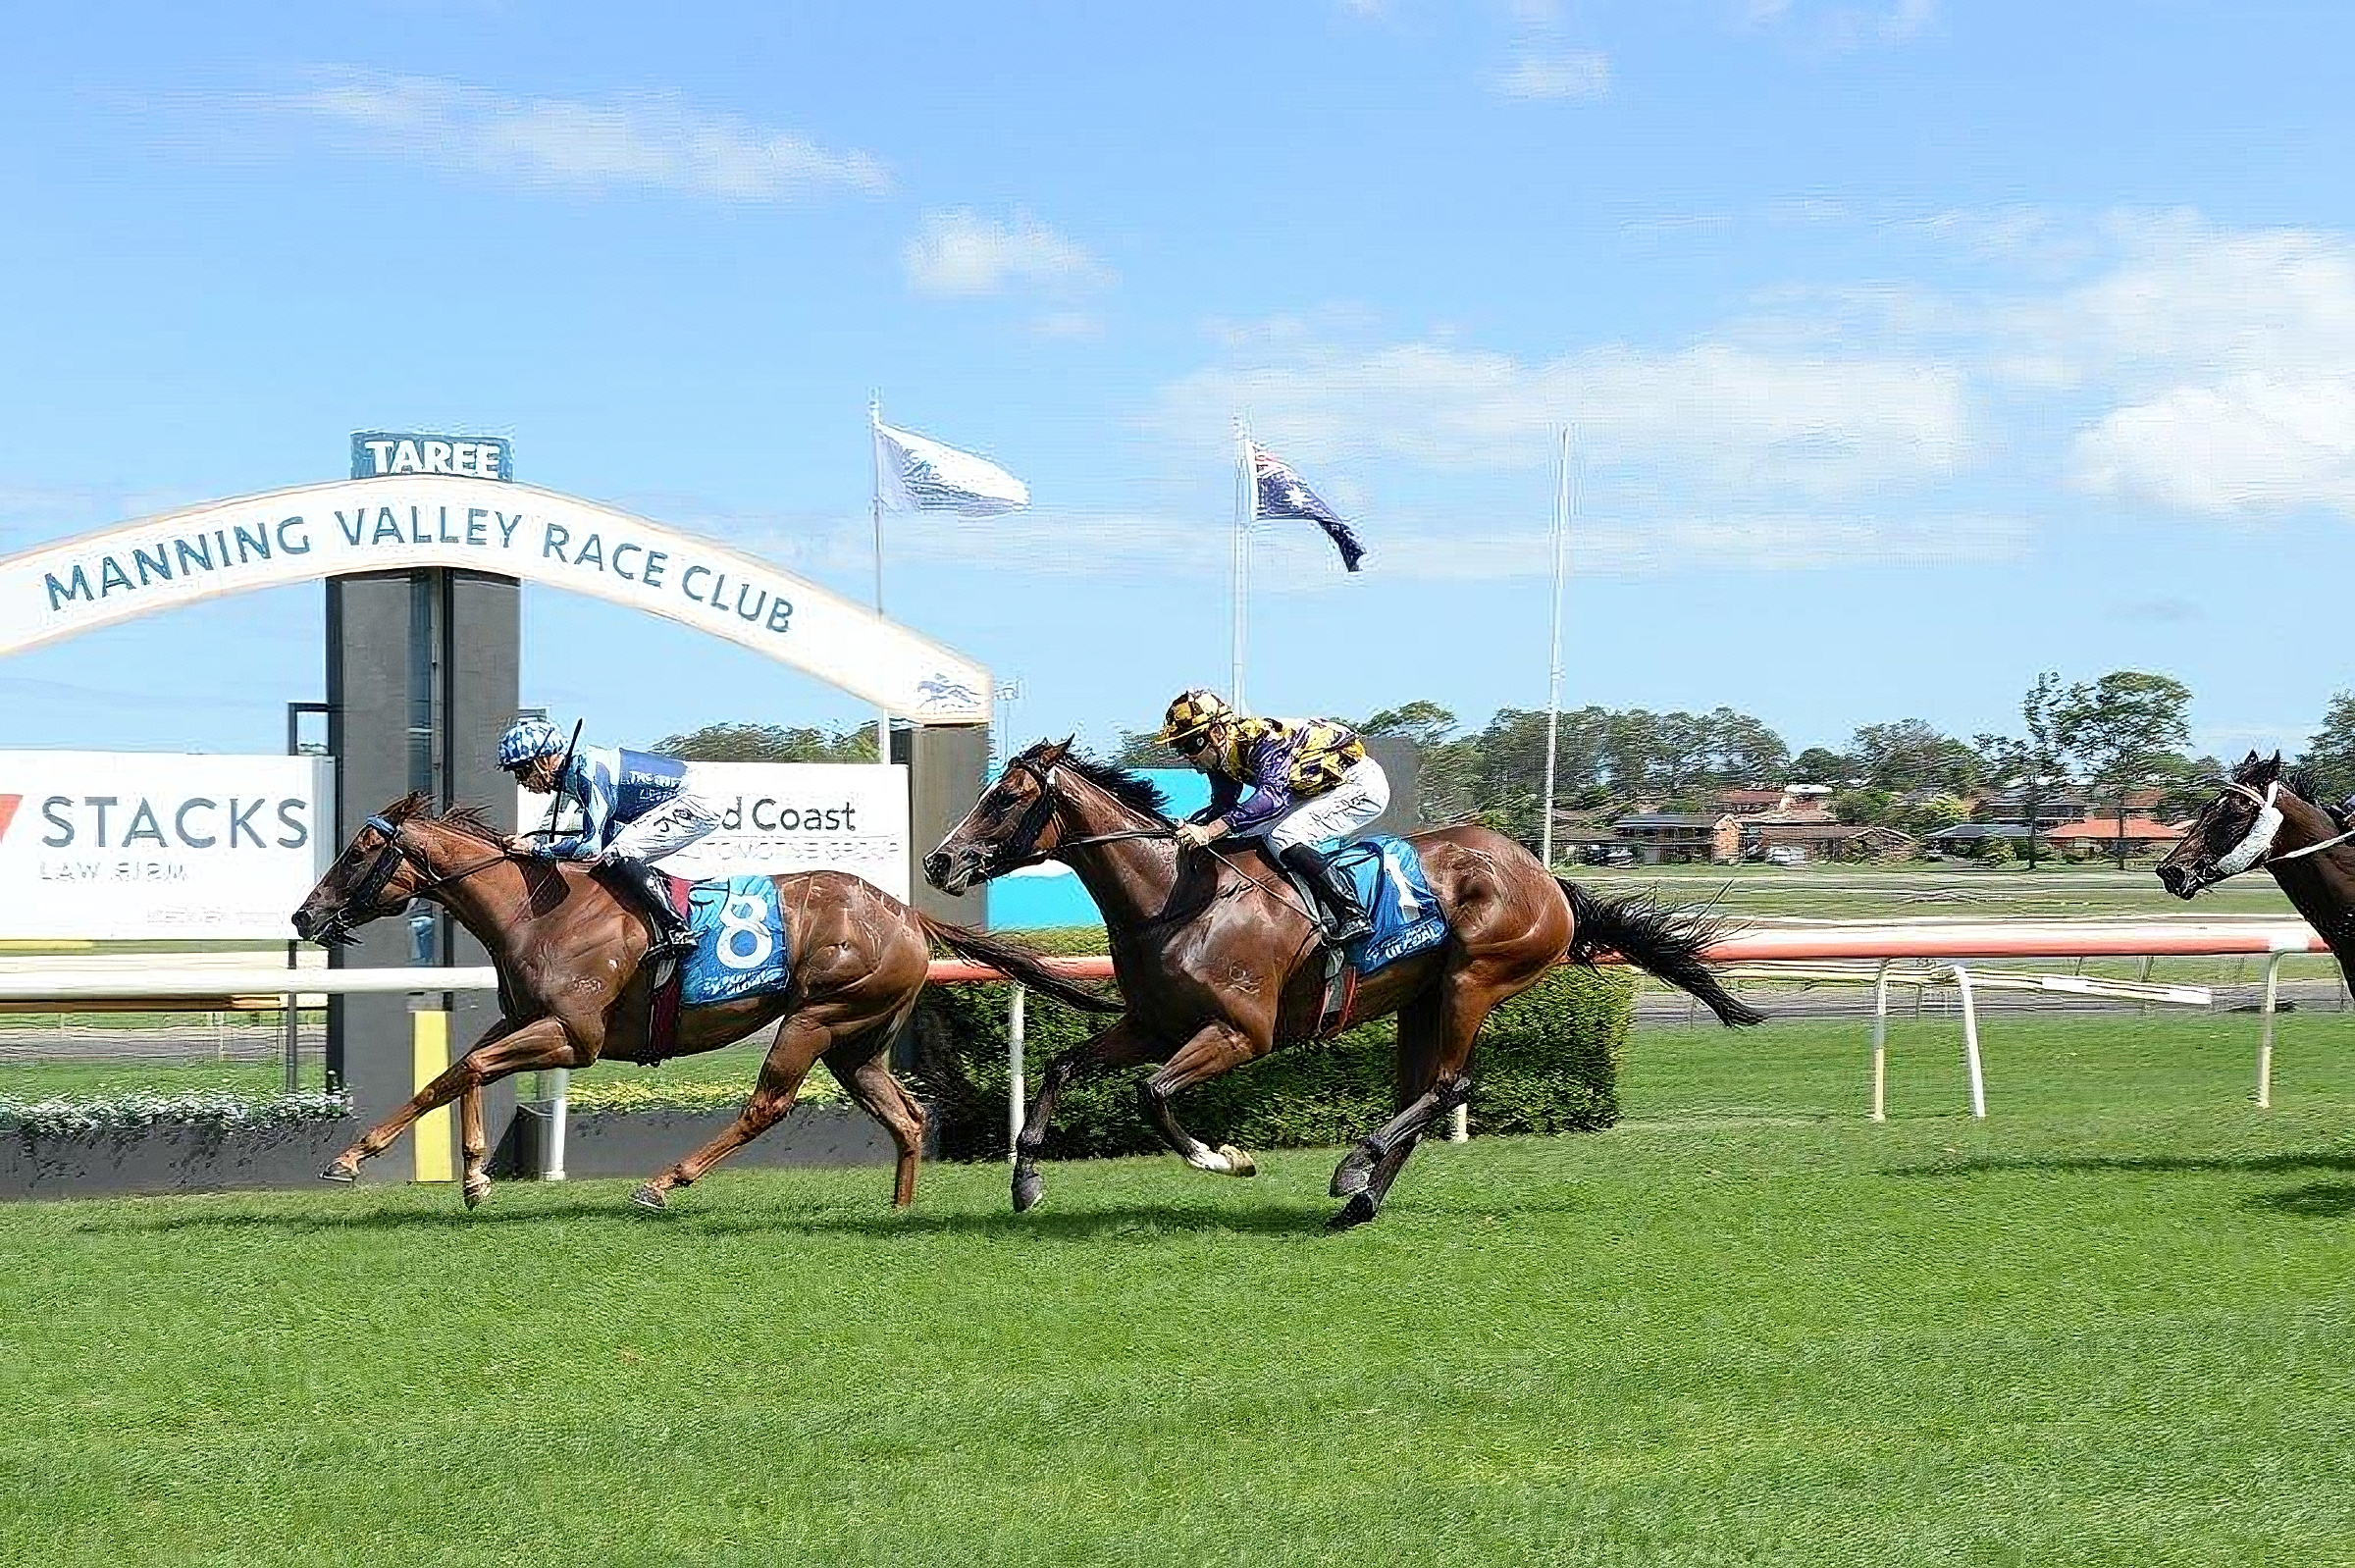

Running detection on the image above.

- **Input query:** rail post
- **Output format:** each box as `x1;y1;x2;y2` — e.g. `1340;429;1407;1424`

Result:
1950;963;1988;1119
1007;983;1027;1162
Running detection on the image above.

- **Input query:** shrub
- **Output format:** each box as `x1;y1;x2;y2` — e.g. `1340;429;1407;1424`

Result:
908;933;1633;1162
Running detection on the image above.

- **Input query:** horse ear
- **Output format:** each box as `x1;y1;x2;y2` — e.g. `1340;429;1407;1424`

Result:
1040;735;1073;764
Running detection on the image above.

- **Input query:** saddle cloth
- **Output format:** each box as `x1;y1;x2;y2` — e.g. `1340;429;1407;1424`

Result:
663;874;795;1006
1327;835;1448;974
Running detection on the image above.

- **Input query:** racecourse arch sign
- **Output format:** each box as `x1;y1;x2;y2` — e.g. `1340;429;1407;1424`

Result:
0;475;990;722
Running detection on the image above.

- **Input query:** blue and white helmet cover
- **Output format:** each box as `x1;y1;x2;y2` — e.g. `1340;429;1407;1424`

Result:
497;717;567;769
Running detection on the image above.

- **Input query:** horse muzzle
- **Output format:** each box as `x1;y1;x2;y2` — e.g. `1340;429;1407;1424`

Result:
923;845;985;895
2154;862;2209;900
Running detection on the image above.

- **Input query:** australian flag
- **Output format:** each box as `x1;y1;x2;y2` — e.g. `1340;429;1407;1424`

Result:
1250;443;1367;572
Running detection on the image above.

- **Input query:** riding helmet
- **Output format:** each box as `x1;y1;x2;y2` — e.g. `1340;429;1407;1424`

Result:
497;717;567;769
1152;689;1234;747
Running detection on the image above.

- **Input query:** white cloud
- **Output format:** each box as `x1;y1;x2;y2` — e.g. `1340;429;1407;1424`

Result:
2070;373;2355;516
903;211;1115;299
1155;334;1968;495
247;68;890;201
1492;50;1612;100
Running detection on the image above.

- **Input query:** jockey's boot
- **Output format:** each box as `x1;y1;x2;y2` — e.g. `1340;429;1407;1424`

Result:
1279;843;1372;947
608;856;697;961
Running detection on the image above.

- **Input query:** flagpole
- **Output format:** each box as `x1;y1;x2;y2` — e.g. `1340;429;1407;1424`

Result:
869;395;891;765
1539;426;1575;870
1232;418;1251;709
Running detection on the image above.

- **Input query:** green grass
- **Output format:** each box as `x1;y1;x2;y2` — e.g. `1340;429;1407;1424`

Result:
3;1012;2352;1566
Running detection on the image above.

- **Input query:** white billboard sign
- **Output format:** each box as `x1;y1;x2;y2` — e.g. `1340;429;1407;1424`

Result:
0;752;334;940
519;762;911;903
0;476;990;722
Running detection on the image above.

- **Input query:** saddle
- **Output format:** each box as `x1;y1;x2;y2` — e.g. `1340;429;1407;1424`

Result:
1272;836;1449;1037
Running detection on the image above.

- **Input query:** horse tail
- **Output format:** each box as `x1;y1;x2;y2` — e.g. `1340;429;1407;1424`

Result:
1557;878;1765;1028
916;914;1125;1015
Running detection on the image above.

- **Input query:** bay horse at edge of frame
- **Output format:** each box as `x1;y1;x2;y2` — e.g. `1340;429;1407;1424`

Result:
2156;750;2355;985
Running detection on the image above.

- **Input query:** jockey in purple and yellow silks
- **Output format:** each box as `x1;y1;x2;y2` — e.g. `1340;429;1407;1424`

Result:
495;717;718;960
1152;689;1389;946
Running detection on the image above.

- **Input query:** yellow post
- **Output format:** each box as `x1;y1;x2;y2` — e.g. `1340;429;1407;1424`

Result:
411;1010;454;1183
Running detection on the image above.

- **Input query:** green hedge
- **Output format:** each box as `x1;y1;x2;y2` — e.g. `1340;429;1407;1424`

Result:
910;928;1633;1162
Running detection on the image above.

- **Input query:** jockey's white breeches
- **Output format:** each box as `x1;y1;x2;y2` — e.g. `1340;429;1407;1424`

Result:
602;796;720;863
1260;758;1390;853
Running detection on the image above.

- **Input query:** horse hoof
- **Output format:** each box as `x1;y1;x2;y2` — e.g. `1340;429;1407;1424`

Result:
1327;1192;1379;1231
1330;1155;1374;1199
1013;1169;1046;1213
631;1183;669;1213
461;1176;491;1209
319;1161;358;1184
1216;1144;1258;1178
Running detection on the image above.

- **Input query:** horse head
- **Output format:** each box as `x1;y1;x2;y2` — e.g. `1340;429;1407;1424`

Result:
290;793;515;945
2155;751;2291;898
922;738;1076;894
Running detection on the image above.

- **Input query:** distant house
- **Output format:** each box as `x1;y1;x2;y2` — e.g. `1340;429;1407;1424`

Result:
1719;783;1836;817
1609;811;1740;865
2043;817;2187;857
1973;786;2094;827
1743;821;1916;864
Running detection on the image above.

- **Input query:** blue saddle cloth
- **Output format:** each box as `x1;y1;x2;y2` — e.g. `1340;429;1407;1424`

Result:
1327;835;1448;974
678;875;794;1006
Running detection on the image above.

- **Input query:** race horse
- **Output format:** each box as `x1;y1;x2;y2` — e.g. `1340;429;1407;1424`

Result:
2157;751;2355;983
922;740;1765;1228
290;791;1120;1211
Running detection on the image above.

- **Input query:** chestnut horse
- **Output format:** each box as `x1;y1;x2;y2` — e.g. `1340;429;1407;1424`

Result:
923;741;1763;1228
291;791;1119;1211
2157;751;2355;984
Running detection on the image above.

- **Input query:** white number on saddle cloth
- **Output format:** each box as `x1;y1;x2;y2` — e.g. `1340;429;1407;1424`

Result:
1381;851;1423;921
715;892;775;970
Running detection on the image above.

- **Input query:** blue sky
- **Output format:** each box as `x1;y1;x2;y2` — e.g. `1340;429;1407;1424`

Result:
4;0;2351;767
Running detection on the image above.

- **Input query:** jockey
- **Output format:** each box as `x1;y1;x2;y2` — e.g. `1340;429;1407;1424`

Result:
1152;689;1387;946
496;717;718;961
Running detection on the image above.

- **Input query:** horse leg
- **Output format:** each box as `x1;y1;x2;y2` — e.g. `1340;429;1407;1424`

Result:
321;1016;583;1197
1333;1130;1432;1231
824;1039;929;1209
632;1013;828;1212
1014;1016;1162;1213
1332;992;1441;1198
1330;974;1504;1227
1137;1020;1265;1178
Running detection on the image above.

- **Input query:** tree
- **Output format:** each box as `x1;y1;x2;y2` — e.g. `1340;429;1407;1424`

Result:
1110;728;1169;768
2297;691;2355;806
1896;793;1969;838
1360;701;1478;823
1789;747;1850;785
1703;707;1792;785
651;721;876;763
1848;718;1980;794
1973;670;2064;870
2054;670;2195;868
1831;786;1895;826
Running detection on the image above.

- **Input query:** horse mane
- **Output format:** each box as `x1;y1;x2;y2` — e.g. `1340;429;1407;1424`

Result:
1052;751;1172;822
2228;751;2325;807
377;791;508;846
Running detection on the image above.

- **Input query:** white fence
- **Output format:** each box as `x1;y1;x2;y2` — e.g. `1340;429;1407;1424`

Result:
0;918;2339;1176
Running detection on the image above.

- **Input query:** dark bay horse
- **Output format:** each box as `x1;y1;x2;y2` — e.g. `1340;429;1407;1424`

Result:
2157;751;2355;983
923;740;1763;1228
291;792;1119;1211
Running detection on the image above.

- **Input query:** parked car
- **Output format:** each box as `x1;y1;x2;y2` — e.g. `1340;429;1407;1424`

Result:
1763;846;1809;867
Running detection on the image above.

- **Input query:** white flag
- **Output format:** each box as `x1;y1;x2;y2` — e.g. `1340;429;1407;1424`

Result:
874;421;1029;515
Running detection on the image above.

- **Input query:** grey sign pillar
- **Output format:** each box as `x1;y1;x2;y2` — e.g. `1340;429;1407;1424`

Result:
325;568;520;1180
894;723;988;924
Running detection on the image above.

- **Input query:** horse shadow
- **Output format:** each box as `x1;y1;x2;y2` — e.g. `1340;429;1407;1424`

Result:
1881;1149;2355;1220
70;1190;1340;1241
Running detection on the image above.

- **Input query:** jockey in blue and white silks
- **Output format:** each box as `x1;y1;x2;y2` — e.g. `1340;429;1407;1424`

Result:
496;717;719;959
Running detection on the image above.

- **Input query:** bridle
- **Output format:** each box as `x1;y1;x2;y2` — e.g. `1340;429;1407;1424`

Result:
311;813;515;944
985;757;1171;875
2209;778;2355;875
